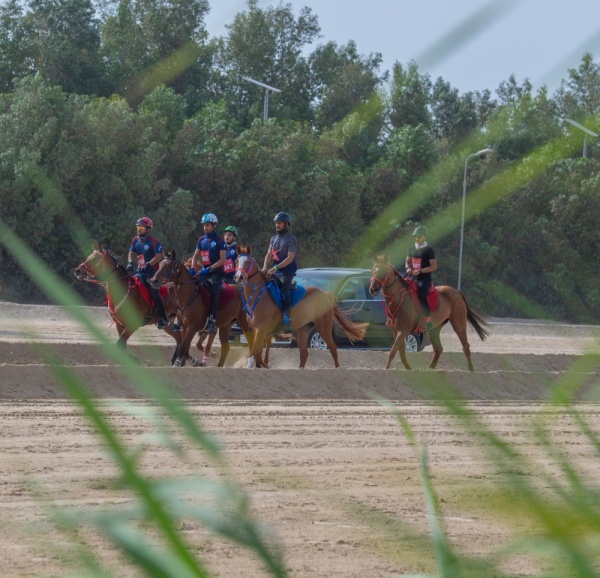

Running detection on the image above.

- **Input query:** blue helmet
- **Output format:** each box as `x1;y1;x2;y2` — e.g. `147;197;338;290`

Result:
273;211;292;224
201;213;218;224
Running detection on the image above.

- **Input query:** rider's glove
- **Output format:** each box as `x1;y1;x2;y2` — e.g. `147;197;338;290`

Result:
188;268;196;277
126;261;135;274
200;267;210;277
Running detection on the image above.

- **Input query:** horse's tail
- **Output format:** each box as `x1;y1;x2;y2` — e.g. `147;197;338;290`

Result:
326;292;368;343
460;290;491;341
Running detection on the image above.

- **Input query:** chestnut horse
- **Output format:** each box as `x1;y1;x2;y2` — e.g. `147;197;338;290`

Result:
369;258;490;371
150;250;254;367
73;243;192;363
233;246;368;369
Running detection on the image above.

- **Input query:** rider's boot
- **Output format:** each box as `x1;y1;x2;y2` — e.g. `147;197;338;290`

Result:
283;308;293;332
154;297;169;330
206;315;217;334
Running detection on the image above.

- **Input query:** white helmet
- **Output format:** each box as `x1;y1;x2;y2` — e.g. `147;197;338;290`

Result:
201;213;218;224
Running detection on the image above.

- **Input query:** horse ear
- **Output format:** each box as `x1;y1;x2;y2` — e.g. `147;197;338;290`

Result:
94;241;101;251
171;249;177;259
373;253;388;263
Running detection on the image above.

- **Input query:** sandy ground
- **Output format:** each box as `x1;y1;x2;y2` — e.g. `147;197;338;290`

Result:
1;302;600;577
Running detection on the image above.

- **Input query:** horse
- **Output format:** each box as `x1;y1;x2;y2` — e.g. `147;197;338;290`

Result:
233;245;368;369
73;243;198;364
150;250;254;367
369;257;490;371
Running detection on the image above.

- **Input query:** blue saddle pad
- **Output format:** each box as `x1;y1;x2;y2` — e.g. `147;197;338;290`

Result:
267;281;306;310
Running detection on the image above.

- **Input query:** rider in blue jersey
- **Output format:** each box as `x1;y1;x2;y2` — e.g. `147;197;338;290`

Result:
126;217;169;329
189;213;226;334
222;226;239;284
262;211;297;331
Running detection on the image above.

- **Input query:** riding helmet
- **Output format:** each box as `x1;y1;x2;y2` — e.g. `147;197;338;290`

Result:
201;213;218;224
273;211;292;224
412;225;428;236
136;217;153;229
224;225;238;237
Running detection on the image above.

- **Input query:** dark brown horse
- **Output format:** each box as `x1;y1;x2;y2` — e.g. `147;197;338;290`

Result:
233;246;368;369
369;257;490;370
150;250;254;367
73;243;193;363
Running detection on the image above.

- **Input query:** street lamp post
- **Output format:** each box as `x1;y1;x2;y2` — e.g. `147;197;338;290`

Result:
458;148;494;291
242;76;281;120
563;118;599;158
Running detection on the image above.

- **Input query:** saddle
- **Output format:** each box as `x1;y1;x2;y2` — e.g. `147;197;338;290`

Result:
407;279;439;316
197;280;236;310
133;277;169;307
267;280;306;311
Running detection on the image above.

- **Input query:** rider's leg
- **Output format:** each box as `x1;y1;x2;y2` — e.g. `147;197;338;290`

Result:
147;280;169;329
417;280;433;331
207;273;223;333
278;273;294;329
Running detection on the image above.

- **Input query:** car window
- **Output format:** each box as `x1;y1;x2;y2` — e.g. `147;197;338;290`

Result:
338;277;366;300
295;275;338;292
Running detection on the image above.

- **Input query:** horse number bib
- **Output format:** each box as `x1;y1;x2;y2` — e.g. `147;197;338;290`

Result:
411;257;422;272
224;259;235;274
201;250;211;265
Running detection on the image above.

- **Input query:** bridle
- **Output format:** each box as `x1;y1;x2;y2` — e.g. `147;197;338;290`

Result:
371;263;409;323
76;250;126;284
152;256;186;287
235;254;267;318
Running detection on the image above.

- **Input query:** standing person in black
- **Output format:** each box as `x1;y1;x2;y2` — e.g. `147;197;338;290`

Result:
262;211;297;331
405;226;437;332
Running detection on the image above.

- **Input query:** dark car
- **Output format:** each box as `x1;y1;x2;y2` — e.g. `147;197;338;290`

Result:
234;267;426;351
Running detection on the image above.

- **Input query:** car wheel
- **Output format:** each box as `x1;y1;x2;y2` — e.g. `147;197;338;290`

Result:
404;332;423;353
308;328;329;350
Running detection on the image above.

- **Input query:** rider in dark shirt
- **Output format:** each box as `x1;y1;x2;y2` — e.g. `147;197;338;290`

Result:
262;211;297;331
405;225;437;332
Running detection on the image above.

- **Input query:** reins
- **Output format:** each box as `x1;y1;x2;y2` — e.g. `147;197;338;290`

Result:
372;265;410;324
236;256;268;318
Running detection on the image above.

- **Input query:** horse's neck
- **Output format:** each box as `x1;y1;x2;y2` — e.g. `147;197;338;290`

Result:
104;262;129;294
383;270;407;298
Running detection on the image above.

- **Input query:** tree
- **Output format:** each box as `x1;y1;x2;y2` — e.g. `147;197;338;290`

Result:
310;40;385;131
554;52;600;121
212;0;320;127
0;0;28;92
21;0;104;95
388;60;432;130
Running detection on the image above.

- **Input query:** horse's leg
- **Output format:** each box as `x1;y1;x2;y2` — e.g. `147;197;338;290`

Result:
249;328;269;369
263;335;272;367
427;325;444;369
389;330;411;370
448;316;474;371
295;326;310;369
217;327;230;367
314;317;340;368
174;322;199;367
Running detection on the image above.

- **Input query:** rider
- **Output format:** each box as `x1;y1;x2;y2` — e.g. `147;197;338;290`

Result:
127;217;169;330
222;226;239;284
262;211;297;331
405;225;437;332
189;213;226;334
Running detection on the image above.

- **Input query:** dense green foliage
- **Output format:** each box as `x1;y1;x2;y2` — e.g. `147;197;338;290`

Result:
0;0;599;324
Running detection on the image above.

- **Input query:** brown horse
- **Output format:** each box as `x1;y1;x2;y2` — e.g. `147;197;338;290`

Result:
369;257;490;371
150;250;254;367
233;246;368;369
73;243;194;363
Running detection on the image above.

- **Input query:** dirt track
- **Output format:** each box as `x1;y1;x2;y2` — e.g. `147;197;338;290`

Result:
1;303;600;576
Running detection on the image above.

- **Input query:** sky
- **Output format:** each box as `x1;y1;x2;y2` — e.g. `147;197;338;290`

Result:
204;0;600;95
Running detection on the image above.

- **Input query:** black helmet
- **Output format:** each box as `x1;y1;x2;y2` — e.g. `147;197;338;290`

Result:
273;212;292;224
412;225;428;236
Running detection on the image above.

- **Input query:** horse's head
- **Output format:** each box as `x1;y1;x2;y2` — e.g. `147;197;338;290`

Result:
234;245;258;284
74;242;118;281
369;255;394;297
150;250;184;288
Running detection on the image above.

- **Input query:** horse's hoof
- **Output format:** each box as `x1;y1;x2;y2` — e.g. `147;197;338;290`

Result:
190;358;201;367
173;358;182;367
